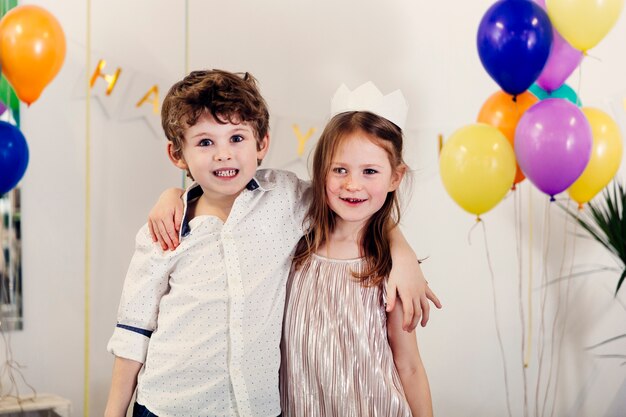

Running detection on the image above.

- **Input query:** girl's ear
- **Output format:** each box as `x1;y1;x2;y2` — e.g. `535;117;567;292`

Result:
388;164;407;192
167;142;188;170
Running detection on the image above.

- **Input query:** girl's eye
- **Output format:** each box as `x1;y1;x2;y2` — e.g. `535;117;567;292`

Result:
199;139;213;146
231;135;244;143
332;167;347;174
363;168;378;175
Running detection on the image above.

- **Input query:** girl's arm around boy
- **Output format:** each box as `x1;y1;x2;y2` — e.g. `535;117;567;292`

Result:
387;226;441;330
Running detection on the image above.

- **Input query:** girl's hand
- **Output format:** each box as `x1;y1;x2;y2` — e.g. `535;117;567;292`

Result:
147;188;185;250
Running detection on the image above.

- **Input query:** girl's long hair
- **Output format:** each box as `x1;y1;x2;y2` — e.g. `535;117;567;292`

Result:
293;111;406;287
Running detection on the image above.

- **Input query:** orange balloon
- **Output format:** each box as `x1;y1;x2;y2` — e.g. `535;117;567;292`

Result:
477;90;538;188
0;5;66;105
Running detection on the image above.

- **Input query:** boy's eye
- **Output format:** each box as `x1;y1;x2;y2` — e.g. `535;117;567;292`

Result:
363;168;378;175
198;138;213;146
231;135;244;143
332;167;347;174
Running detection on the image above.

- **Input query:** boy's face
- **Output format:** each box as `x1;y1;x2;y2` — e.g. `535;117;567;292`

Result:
169;112;269;202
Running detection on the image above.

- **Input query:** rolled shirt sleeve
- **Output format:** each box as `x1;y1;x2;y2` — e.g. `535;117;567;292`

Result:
107;224;175;363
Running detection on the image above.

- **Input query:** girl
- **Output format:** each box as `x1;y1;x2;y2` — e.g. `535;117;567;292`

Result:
279;110;433;417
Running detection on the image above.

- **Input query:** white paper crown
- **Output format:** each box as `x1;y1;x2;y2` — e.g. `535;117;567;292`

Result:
330;81;408;130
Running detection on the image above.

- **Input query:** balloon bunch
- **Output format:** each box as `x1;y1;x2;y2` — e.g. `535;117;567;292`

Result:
0;5;66;194
440;0;624;217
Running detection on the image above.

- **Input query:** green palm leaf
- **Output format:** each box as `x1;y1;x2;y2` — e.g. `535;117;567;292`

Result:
561;181;626;295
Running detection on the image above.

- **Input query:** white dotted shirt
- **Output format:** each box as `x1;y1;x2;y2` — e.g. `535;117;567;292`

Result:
107;169;310;417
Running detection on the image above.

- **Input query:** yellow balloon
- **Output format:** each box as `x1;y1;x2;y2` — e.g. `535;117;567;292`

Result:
568;108;623;206
546;0;625;52
440;124;516;216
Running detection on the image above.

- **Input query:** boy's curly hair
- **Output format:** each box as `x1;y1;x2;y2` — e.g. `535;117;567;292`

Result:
161;69;270;162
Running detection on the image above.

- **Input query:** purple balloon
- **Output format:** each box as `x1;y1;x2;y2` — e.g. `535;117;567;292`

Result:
514;98;592;198
533;0;583;92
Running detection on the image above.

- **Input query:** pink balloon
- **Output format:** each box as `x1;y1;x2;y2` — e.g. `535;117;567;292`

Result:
514;98;592;198
534;0;583;92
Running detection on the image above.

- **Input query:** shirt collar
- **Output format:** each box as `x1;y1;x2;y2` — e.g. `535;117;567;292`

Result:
178;176;273;239
247;173;276;192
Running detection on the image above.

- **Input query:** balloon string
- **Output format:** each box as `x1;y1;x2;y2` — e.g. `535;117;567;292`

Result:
467;217;482;245
541;199;570;417
0;325;38;404
583;52;602;63
525;181;533;368
535;199;551;417
84;0;92;415
549;207;578;417
479;220;513;417
514;187;529;417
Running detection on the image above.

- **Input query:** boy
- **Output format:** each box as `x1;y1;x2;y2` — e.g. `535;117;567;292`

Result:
105;70;438;417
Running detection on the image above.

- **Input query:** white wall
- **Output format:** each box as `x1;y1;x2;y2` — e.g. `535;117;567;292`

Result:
3;0;625;416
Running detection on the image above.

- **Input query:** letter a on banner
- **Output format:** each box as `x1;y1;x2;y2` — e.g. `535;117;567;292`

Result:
136;85;160;115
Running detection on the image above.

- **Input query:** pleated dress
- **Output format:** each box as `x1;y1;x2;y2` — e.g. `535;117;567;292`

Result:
280;253;412;417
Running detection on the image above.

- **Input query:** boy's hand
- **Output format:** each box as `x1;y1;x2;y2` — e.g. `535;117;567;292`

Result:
386;257;442;331
147;188;185;250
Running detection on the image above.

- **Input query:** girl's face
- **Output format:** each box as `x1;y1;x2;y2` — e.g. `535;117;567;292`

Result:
325;131;404;231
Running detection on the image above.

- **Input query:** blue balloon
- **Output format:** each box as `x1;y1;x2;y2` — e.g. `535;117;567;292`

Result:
0;121;29;195
477;0;553;96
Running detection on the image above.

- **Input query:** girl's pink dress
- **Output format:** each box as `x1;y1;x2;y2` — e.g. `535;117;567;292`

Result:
280;253;412;417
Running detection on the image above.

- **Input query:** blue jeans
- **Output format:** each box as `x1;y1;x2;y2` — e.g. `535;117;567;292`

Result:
132;403;157;417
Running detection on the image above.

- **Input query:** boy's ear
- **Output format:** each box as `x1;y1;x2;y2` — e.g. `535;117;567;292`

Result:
389;164;407;192
167;142;188;170
257;133;270;160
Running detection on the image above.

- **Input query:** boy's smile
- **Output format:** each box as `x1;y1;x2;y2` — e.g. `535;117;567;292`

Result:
214;169;238;177
169;112;269;206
